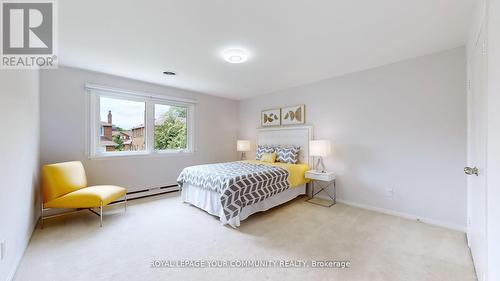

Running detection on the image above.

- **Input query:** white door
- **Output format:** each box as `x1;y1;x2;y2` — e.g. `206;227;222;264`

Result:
467;24;488;281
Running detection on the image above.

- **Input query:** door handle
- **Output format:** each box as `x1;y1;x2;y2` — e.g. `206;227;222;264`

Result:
464;166;479;176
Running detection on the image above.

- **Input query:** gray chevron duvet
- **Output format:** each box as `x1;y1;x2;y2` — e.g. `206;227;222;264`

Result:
177;161;290;222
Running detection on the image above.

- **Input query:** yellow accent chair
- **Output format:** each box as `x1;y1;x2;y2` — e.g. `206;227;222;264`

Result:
41;161;127;227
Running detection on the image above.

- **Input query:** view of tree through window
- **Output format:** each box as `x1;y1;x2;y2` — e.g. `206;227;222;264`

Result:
154;104;188;150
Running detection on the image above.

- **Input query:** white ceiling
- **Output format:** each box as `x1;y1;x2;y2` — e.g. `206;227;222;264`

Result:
59;0;476;100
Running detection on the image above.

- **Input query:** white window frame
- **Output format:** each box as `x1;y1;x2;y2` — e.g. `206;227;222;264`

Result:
86;83;196;159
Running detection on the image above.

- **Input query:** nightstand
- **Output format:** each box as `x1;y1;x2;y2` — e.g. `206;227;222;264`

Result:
305;170;336;207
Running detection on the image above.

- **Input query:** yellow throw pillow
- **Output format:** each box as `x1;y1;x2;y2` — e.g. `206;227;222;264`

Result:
261;152;277;163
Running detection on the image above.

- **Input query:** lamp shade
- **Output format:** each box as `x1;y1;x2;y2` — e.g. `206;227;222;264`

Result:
237;140;250;152
309;140;331;157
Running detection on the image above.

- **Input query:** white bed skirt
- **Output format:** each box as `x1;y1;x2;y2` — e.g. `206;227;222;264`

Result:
181;184;306;228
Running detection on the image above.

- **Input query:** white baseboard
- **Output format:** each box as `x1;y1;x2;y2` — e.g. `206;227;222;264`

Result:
6;254;21;281
5;217;38;281
336;199;466;233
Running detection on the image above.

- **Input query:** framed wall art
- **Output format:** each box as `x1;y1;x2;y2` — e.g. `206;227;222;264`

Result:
281;104;305;125
261;108;281;126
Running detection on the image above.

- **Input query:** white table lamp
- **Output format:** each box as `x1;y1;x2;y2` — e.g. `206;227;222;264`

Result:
237;140;250;160
309;140;331;173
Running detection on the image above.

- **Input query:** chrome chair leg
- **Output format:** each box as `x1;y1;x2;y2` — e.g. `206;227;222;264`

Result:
124;194;127;212
99;202;103;227
40;202;44;229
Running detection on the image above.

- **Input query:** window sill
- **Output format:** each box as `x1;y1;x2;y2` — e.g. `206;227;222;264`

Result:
89;150;195;160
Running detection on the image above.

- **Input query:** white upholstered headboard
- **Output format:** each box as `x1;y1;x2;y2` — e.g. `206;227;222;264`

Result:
257;126;313;165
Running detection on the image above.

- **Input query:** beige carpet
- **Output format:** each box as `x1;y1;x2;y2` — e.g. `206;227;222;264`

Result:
14;192;476;281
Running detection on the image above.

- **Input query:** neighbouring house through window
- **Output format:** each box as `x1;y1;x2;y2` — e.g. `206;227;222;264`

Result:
99;97;146;152
87;84;195;157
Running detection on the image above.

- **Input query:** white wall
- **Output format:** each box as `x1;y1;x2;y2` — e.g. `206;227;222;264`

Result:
40;66;239;192
0;71;40;281
239;47;467;230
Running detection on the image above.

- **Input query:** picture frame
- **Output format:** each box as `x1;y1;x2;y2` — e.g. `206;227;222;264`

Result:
261;108;281;127
281;104;305;125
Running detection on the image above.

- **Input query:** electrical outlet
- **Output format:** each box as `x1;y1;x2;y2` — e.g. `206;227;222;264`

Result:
385;188;394;198
0;240;5;260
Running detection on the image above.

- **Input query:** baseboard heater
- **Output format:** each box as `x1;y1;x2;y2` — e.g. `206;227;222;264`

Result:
40;185;181;218
111;184;180;204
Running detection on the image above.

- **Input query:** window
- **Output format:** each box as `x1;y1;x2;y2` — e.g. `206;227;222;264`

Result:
87;84;195;158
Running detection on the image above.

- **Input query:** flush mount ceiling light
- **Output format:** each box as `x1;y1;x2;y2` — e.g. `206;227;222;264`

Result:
223;48;248;64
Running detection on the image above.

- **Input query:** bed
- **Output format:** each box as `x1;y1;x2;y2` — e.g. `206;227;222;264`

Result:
178;126;313;227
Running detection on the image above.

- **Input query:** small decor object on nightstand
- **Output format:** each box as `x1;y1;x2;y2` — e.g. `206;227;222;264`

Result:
237;140;250;160
305;170;336;207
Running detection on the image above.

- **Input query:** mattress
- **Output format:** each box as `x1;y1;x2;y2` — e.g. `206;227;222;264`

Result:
177;161;310;227
182;183;306;227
